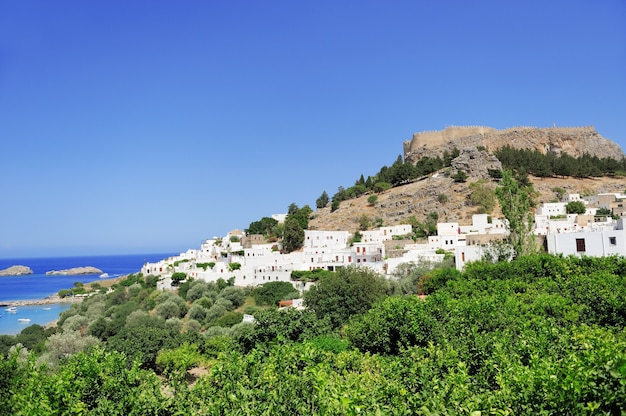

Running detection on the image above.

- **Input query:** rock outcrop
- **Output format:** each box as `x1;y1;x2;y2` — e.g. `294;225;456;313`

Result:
46;266;103;276
0;265;33;276
450;147;502;180
404;126;625;164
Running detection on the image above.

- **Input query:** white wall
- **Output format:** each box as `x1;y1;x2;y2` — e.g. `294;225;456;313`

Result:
303;230;350;249
546;228;626;257
437;222;459;236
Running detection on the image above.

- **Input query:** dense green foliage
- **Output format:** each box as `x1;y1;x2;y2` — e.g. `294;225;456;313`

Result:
245;216;279;237
2;255;626;413
291;268;334;282
304;266;391;328
408;211;439;239
170;272;187;285
280;203;312;253
566;200;587;215
496;169;537;256
252;281;300;306
316;190;329;208
495;145;626;178
469;179;496;213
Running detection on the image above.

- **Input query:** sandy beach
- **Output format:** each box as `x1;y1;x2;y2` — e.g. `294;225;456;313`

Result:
0;295;83;307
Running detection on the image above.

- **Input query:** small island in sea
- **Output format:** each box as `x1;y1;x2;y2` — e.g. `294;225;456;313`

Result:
0;265;33;276
46;266;103;276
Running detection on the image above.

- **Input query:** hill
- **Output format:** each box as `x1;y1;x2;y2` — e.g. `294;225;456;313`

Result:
309;174;626;233
310;125;625;233
404;125;625;164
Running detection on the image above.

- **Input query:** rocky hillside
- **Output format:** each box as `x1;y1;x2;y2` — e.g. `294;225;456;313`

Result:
309;125;625;233
309;174;626;233
404;126;625;164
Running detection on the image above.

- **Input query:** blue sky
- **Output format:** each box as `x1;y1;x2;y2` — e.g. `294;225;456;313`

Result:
1;1;625;258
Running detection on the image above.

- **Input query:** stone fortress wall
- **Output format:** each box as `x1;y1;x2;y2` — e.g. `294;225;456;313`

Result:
403;125;622;164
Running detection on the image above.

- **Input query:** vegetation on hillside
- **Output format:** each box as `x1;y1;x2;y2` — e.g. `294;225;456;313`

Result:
2;253;626;413
495;145;626;178
323;151;459;212
316;145;626;215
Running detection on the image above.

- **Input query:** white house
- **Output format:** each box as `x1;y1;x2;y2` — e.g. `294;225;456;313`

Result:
303;230;350;250
545;219;626;257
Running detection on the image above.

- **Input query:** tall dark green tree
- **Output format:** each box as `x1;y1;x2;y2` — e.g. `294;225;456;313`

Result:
246;216;279;236
282;215;304;253
316;191;330;208
495;169;536;257
287;203;299;215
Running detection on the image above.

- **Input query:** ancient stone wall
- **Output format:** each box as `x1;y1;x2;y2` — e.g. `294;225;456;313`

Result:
404;125;624;164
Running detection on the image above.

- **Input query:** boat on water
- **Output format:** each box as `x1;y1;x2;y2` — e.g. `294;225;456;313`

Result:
5;307;17;313
99;273;109;278
43;307;52;310
18;318;31;323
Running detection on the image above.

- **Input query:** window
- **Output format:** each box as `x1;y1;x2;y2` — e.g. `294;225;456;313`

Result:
576;238;586;253
609;236;617;246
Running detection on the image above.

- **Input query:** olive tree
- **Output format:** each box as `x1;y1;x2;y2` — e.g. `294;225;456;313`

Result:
304;266;391;329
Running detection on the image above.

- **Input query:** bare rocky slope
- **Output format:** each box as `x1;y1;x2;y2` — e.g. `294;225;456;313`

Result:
309;174;626;234
310;126;625;233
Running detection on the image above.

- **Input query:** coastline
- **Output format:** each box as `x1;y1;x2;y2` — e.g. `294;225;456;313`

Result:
0;295;83;307
0;275;127;308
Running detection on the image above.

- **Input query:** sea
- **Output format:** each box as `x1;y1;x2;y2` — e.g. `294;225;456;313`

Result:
0;253;173;335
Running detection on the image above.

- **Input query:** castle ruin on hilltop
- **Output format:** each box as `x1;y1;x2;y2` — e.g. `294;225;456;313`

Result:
403;125;624;164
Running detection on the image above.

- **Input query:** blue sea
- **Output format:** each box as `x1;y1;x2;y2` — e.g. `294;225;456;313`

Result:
0;253;172;335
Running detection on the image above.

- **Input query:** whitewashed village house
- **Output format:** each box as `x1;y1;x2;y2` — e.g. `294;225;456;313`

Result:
143;191;626;292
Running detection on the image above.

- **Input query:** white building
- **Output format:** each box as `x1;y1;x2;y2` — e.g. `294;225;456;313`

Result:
545;219;626;257
143;192;626;290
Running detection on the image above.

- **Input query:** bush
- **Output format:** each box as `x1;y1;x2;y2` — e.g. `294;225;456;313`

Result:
39;330;100;369
171;272;187;286
374;182;392;192
234;308;331;352
213;312;243;328
157;342;204;373
61;315;89;332
155;300;182;320
452;170;468;183
188;304;208;323
304;266;391;329
566;200;587;215
253;281;299;306
219;286;246;308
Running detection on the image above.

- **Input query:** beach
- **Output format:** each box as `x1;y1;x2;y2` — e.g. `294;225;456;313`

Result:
1;295;83;307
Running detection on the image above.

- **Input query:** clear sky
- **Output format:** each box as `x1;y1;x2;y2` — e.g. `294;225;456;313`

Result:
1;1;625;258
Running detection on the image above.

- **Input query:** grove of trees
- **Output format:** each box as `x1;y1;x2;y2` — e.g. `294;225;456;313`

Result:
495;145;626;178
2;253;626;414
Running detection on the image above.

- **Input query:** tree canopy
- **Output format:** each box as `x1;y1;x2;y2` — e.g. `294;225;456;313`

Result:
495;169;536;257
304;266;391;328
